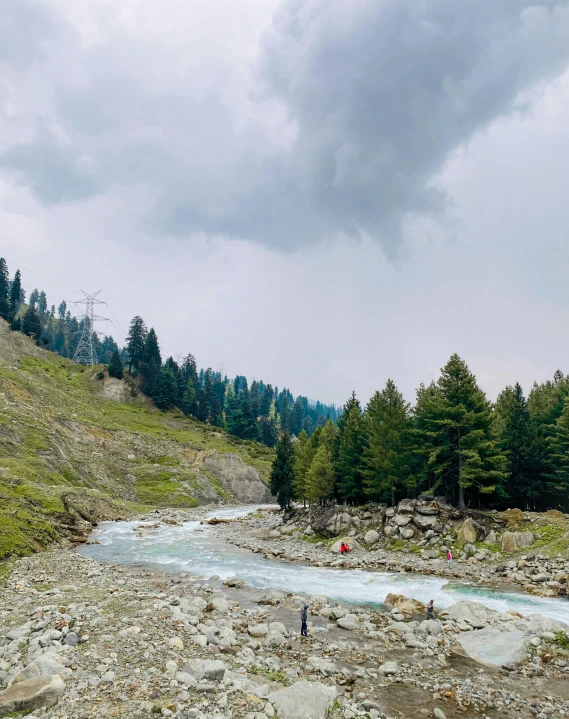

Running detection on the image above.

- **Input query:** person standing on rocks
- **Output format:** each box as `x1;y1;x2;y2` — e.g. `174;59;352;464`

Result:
426;599;435;620
301;604;309;638
447;549;453;569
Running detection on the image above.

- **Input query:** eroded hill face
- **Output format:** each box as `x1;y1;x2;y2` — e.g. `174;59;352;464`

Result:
0;321;273;560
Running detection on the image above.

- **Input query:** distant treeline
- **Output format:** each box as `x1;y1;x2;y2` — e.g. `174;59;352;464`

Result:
270;354;569;512
0;259;339;448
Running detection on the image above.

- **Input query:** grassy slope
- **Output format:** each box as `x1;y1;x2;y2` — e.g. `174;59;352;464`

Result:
0;322;274;561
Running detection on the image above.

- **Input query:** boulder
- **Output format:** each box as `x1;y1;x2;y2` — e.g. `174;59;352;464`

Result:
258;590;285;605
313;508;351;538
442;601;495;629
415;502;439;516
183;659;226;682
413;514;439;530
397;499;417;514
307;657;337;676
378;661;399;675
337;615;359;630
0;675;65;715
455;627;528;667
399;526;415;539
364;529;380;545
393;514;411;527
248;624;269;638
484;530;497;544
384;594;426;618
268;680;337;719
501;531;534;553
457;518;485;544
329;537;361;554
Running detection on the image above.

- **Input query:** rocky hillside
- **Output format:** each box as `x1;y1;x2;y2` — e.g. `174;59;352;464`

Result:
0;320;273;560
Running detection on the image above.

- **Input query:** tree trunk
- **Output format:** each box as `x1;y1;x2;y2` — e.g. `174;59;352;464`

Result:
458;483;466;510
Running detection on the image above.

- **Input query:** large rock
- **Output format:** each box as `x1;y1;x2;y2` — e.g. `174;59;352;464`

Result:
455;627;528;667
384;594;426;618
442;601;495;628
329;537;361;553
0;675;65;716
201;452;273;503
501;531;534;553
269;680;337;719
313;509;352;538
457;518;485;544
364;529;380;545
393;514;411;527
413;513;439;530
337;614;359;630
183;659;226;681
397;499;417;514
415;502;439;516
307;657;337;676
399;526;415;539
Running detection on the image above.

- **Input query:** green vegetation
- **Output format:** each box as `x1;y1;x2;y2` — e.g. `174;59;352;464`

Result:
248;666;290;685
554;630;569;649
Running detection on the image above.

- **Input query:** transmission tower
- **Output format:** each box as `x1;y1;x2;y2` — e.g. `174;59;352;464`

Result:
73;290;109;365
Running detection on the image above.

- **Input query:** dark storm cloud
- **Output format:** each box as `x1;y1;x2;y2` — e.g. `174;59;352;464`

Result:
1;0;569;252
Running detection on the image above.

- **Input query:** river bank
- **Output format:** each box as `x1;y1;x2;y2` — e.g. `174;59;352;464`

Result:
2;506;569;719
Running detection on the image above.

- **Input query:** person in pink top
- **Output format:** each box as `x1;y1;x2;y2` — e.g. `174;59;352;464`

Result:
447;549;453;569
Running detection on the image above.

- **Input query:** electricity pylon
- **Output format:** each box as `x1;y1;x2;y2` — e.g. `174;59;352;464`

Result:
73;290;109;365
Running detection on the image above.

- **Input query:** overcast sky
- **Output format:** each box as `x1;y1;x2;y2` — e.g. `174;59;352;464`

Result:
2;0;569;406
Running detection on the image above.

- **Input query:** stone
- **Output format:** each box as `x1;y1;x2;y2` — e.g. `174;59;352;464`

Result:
442;601;495;628
455;627;528;667
0;675;65;715
378;661;398;675
433;709;446;719
384;594;426;618
364;530;380;545
393;514;411;527
224;577;246;588
175;671;197;687
183;659;226;682
313;508;352;538
397;499;416;514
168;636;184;650
484;530;497;544
269;622;287;636
464;543;476;557
268;680;337;719
399;526;415;539
307;657;336;675
457;518;484;544
258;590;285;605
329;537;361;554
501;531;534;553
415;502;439;515
248;624;269;638
337;615;359;630
211;597;230;613
412;514;439;530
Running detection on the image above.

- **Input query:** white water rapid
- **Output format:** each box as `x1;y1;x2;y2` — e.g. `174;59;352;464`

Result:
79;506;569;624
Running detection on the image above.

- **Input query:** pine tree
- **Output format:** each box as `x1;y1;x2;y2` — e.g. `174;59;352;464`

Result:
152;369;178;409
249;381;261;418
29;289;39;309
9;268;23;321
108;350;124;380
37;291;48;318
335;392;366;504
22;306;41;339
270;433;295;510
545;396;569;509
0;258;10;323
140;328;161;396
57;301;67;320
306;444;335;505
126;316;148;373
260;416;278;448
293;430;313;504
260;384;274;418
494;383;542;509
363;379;411;505
430;354;507;508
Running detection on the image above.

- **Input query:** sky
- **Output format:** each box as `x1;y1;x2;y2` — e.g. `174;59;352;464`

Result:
2;0;569;407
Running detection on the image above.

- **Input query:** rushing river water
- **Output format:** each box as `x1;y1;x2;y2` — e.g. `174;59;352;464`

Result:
80;506;569;625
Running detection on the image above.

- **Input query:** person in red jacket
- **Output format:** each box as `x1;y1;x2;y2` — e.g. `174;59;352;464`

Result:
340;542;351;554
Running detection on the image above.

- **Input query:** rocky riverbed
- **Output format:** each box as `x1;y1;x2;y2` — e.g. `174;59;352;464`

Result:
217;503;569;599
1;508;569;719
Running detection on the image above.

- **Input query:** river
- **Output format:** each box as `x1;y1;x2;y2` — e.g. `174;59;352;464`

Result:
80;505;569;624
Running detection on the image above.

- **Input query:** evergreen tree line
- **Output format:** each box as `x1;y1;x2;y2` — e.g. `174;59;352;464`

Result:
270;354;569;512
0;260;338;449
124;315;339;448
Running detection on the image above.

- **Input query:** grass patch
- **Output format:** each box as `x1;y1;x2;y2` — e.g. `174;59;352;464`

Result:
248;665;290;685
532;523;567;555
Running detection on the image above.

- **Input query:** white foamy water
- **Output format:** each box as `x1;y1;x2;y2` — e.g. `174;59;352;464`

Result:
79;506;569;624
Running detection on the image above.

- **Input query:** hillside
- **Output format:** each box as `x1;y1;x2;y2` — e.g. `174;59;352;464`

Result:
0;320;274;560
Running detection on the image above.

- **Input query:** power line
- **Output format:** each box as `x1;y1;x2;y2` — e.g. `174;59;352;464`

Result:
2;257;79;294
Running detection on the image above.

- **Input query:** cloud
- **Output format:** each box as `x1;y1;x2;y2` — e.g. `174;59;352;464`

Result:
1;0;569;254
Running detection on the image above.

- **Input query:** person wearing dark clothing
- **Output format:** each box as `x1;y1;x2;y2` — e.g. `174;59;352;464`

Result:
426;599;435;621
301;604;308;637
